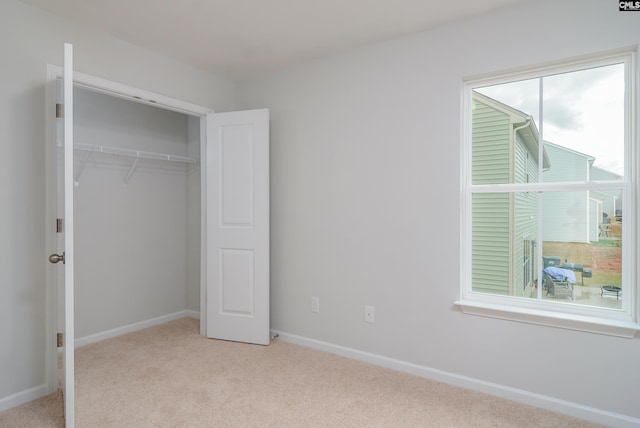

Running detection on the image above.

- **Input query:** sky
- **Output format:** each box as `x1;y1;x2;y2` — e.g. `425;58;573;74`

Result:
476;63;625;176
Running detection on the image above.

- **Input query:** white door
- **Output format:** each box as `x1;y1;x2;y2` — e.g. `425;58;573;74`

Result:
206;109;270;345
49;43;75;428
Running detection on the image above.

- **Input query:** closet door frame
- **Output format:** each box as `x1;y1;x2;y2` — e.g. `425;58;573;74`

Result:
44;66;212;394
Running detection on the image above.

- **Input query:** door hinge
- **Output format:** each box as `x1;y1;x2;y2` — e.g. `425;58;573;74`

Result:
56;218;63;233
56;103;63;118
57;333;63;348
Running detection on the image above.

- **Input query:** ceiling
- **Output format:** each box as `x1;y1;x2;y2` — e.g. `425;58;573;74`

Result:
20;0;527;80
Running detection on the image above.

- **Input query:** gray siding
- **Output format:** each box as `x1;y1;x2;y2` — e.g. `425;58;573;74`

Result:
542;144;590;242
543;191;589;242
543;143;588;183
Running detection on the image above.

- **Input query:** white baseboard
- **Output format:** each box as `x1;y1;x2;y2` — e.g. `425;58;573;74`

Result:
75;310;200;348
0;384;49;413
272;330;640;428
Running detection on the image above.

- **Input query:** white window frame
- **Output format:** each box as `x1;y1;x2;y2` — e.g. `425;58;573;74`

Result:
456;48;640;338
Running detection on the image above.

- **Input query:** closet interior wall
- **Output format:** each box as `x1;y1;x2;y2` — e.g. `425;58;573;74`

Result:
72;87;200;339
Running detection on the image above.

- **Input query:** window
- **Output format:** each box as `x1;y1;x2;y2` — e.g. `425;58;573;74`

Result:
457;50;639;337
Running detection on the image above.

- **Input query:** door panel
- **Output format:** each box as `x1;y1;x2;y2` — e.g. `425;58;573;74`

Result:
220;249;255;315
220;124;255;226
206;109;269;345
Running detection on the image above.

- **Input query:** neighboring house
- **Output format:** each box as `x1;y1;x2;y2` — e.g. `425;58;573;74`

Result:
591;166;622;219
471;92;623;297
542;142;594;244
471;91;550;297
542;145;621;243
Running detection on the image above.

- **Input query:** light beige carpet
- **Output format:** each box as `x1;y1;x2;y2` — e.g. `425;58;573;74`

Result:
0;318;602;427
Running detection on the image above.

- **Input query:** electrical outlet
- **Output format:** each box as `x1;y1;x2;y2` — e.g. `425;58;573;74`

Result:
365;305;374;323
311;296;320;313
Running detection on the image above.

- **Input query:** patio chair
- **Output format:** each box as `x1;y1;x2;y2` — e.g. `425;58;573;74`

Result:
543;267;575;300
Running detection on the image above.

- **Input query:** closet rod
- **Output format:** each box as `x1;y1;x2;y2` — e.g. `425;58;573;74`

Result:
73;142;197;185
74;142;197;164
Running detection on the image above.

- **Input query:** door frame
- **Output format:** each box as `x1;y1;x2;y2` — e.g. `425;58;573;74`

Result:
44;66;213;393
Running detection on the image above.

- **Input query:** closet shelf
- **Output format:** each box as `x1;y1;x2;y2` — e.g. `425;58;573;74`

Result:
74;142;197;164
73;142;197;185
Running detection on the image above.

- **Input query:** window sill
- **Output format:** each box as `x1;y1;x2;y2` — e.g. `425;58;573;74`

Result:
454;300;640;338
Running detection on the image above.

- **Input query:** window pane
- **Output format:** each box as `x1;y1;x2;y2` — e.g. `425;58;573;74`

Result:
472;190;623;310
542;190;622;309
472;64;625;186
542;64;625;182
471;192;539;297
472;80;540;185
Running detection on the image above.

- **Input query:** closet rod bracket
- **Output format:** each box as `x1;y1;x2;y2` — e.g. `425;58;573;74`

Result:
124;155;140;185
74;149;92;186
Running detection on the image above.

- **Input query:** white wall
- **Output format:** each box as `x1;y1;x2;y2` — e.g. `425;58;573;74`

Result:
236;0;640;423
0;0;234;409
3;0;640;424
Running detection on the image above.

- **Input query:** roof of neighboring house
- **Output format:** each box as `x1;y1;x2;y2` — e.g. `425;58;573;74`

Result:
591;189;619;200
591;165;623;181
543;140;595;165
472;91;550;169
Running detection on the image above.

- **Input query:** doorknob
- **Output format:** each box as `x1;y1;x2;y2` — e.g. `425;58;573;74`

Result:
49;252;65;264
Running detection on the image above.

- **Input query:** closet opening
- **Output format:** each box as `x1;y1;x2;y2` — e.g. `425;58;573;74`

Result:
45;66;212;395
45;64;270;404
69;86;203;344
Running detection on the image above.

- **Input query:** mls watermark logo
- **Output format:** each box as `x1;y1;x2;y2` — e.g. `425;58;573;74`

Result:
619;1;640;11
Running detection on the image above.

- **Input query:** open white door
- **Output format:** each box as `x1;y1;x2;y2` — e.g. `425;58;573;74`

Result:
206;109;270;345
62;42;76;428
49;43;75;428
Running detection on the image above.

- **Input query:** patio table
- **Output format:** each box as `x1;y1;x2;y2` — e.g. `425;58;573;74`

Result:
601;285;622;300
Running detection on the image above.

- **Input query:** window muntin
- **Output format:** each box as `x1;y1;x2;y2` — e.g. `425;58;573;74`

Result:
464;52;634;322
